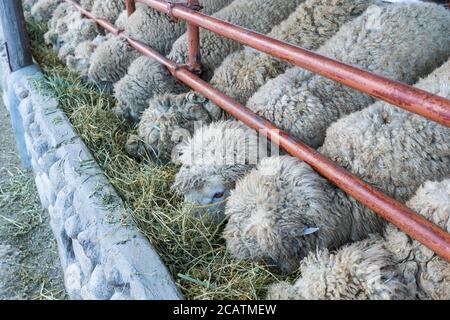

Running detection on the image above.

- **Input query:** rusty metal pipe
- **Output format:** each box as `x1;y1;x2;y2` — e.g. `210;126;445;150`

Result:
136;0;450;128
63;0;450;262
125;0;136;16
186;0;202;73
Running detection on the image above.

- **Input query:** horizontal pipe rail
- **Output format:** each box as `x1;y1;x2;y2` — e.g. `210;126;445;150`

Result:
64;0;450;262
136;0;450;128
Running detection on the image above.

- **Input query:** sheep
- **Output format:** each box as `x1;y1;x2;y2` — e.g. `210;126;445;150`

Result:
222;57;450;273
266;236;413;300
66;35;107;77
43;1;103;51
90;0;124;23
267;179;450;300
65;10;129;76
397;179;450;300
29;0;62;23
44;2;77;49
223;155;386;273
172;2;450;225
88;0;234;93
245;2;450;149
44;0;123;59
56;14;99;61
55;0;129;61
172;120;269;221
22;0;40;19
127;0;377;162
321;58;450;203
113;0;304;124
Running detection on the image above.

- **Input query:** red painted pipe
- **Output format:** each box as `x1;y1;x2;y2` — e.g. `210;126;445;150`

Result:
125;0;136;16
136;0;450;128
63;0;450;262
186;0;202;73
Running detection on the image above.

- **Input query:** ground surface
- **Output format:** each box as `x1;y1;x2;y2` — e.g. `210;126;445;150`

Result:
0;95;66;300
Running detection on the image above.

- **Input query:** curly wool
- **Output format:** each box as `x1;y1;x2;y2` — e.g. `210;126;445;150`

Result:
172;120;265;221
91;0;124;23
267;237;411;300
321;59;450;203
66;35;108;77
44;2;77;49
268;179;450;300
132;0;376;162
125;92;213;163
170;2;450;227
44;0;122;59
23;0;39;11
113;0;303;124
64;10;129;76
56;0;129;61
88;0;232;94
223;156;383;273
399;179;450;300
224;57;450;273
30;0;63;23
247;2;450;148
56;16;99;61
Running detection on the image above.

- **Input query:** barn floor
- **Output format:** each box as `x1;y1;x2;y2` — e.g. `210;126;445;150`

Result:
0;96;66;300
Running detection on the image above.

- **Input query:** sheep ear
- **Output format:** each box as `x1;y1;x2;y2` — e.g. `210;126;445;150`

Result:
302;226;320;236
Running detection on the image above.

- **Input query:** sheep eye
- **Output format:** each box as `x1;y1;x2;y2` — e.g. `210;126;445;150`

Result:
213;192;224;199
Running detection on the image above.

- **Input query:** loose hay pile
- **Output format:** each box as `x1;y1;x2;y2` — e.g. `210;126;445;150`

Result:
27;21;291;300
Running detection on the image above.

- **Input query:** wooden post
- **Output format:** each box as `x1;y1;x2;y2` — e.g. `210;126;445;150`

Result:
0;0;33;72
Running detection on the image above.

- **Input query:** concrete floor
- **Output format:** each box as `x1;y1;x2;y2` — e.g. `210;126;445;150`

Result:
0;95;66;300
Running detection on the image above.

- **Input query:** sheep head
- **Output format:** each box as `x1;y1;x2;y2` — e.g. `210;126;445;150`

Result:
129;92;214;163
172;120;269;222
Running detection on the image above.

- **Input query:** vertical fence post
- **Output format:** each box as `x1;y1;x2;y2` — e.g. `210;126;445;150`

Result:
186;0;202;74
0;0;33;72
0;0;33;168
126;0;136;16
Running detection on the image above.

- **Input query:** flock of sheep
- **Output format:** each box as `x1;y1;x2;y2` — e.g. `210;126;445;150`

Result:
23;0;450;300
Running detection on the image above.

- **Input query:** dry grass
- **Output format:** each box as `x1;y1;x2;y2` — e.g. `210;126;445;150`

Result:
27;21;295;299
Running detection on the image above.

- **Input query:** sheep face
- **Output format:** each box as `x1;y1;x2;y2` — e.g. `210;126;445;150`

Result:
172;121;266;221
178;169;231;222
128;92;215;163
174;162;254;223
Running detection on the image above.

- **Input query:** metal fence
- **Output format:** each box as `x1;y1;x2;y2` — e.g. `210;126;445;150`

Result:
64;0;450;262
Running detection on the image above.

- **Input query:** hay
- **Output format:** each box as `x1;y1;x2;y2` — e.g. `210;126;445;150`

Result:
27;21;295;299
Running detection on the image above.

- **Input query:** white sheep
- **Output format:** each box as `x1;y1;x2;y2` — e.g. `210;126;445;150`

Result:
65;10;129;76
246;2;450;149
88;0;233;93
29;0;63;23
66;35;107;77
43;1;102;50
22;0;40;20
266;235;413;300
56;14;99;61
113;0;304;123
222;57;450;273
172;2;450;226
128;0;377;162
90;0;124;23
55;0;128;61
267;179;450;300
44;2;77;49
